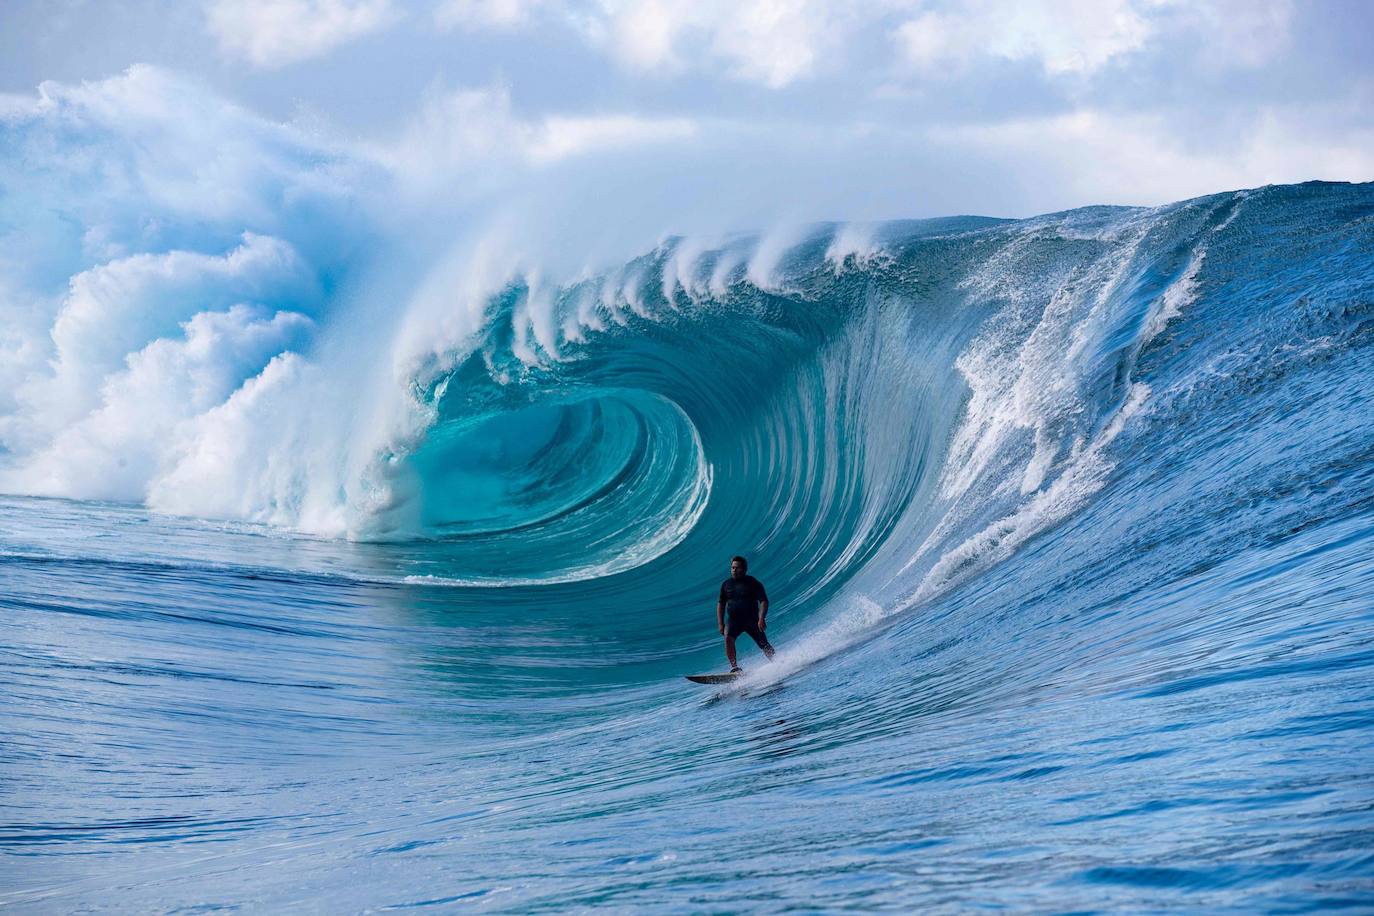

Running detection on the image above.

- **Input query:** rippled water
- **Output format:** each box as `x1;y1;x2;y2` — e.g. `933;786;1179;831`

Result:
5;500;1373;911
4;182;1374;911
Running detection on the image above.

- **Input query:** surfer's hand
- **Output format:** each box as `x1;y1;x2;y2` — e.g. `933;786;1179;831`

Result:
718;624;725;635
757;616;766;632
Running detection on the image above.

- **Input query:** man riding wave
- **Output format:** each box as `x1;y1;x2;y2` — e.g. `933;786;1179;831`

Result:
717;555;775;673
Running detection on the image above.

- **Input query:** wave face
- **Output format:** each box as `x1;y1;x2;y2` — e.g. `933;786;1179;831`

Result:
4;181;1374;911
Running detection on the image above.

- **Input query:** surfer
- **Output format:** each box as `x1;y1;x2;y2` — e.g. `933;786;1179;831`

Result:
718;555;775;672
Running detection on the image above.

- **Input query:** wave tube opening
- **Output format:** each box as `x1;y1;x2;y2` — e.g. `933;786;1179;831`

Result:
391;387;710;585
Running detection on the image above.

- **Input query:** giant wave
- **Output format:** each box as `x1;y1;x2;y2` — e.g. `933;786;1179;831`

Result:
4;127;1372;675
5;70;1374;912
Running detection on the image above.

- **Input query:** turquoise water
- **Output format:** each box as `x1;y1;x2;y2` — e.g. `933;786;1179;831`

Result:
4;182;1374;910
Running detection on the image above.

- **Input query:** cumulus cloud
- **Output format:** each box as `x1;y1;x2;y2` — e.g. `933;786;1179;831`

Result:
893;0;1153;76
435;0;545;30
381;83;696;183
594;0;854;88
206;0;398;67
425;0;1298;89
890;0;1294;78
433;0;862;88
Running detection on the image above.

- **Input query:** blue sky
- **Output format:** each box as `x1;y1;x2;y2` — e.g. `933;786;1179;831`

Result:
3;0;1372;223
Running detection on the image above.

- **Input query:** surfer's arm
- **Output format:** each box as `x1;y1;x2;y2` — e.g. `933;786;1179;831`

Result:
717;584;726;634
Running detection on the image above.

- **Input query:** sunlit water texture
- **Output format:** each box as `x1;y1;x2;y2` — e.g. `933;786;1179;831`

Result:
4;182;1374;911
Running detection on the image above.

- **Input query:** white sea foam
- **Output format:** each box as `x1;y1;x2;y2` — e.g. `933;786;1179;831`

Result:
905;381;1151;606
734;593;887;691
746;224;810;291
824;222;882;270
1146;247;1205;340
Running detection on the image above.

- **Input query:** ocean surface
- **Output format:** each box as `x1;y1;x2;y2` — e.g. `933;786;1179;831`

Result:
3;181;1374;911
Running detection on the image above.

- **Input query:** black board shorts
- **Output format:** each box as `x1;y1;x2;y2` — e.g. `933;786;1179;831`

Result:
725;610;771;646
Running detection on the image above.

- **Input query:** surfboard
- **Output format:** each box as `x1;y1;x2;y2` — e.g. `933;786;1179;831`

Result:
686;672;741;684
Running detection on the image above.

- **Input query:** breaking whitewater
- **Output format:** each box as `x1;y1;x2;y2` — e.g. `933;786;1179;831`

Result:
3;69;1373;912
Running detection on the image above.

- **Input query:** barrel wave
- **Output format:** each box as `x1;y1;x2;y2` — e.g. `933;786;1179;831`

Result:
4;181;1374;910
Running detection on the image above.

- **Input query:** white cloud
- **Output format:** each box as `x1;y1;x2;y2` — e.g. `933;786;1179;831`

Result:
891;0;1294;78
435;0;545;30
206;0;398;68
433;0;865;88
427;0;1302;90
425;0;1298;91
382;84;696;183
894;0;1153;76
929;107;1374;205
425;0;1296;91
597;0;852;88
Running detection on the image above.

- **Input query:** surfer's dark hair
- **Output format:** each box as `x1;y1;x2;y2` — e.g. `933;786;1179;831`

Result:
732;555;748;571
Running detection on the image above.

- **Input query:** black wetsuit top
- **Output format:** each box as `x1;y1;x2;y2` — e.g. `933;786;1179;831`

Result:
720;575;768;620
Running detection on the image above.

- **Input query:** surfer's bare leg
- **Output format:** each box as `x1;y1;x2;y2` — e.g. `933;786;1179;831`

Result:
724;634;739;670
751;631;775;661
